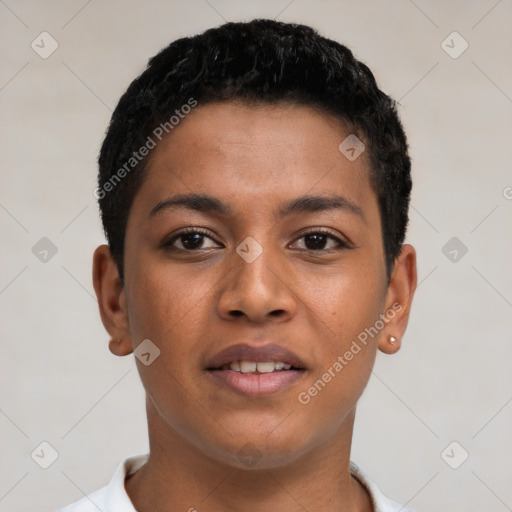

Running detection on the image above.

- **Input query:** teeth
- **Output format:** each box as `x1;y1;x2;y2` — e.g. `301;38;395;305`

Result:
256;362;275;373
228;361;293;373
239;361;257;373
230;360;241;371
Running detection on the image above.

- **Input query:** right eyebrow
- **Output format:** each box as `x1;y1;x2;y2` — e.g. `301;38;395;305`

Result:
148;194;232;218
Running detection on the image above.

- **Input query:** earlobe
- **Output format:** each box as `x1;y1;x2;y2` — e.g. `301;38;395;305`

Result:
379;334;401;355
92;245;133;357
108;337;133;356
378;244;417;355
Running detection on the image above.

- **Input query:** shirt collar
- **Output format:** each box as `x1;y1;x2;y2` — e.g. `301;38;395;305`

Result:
105;454;411;512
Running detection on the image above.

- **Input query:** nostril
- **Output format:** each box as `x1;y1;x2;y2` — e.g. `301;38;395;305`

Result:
270;309;286;317
229;310;244;317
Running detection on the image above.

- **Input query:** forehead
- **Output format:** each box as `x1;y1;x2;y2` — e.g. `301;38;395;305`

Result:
132;101;376;219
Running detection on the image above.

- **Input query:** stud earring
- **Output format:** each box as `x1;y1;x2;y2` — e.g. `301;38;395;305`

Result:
389;336;397;344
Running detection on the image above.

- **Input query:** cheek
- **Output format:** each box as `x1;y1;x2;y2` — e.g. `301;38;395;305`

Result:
123;254;228;398
125;251;216;343
295;258;385;410
123;263;218;428
299;255;386;339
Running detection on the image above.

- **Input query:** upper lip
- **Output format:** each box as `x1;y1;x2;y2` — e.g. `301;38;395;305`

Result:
206;343;307;370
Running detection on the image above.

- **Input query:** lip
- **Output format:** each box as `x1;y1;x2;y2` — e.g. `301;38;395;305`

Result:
205;343;307;370
209;369;305;397
205;343;307;398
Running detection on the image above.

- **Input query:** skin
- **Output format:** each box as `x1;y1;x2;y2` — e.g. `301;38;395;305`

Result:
93;102;417;512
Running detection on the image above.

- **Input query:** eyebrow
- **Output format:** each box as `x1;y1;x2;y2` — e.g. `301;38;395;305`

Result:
149;193;364;222
149;194;231;218
277;195;365;222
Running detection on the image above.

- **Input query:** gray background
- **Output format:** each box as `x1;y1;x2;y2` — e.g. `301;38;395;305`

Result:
1;1;511;511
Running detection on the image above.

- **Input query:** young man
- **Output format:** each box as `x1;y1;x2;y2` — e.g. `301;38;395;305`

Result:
58;19;417;512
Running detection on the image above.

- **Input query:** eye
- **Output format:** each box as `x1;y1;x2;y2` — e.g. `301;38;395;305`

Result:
290;229;349;251
164;228;222;251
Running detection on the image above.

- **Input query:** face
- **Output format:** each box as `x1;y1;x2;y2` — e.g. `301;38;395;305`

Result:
94;101;416;469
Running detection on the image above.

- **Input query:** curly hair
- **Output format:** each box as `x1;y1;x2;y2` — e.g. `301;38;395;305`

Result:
98;19;411;283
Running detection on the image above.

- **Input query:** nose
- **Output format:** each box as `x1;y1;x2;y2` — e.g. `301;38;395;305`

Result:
216;242;297;324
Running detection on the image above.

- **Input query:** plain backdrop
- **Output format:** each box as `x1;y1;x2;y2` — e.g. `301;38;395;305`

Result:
1;1;511;511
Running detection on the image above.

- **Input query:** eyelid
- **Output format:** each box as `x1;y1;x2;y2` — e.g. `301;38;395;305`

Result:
163;227;223;249
290;227;351;249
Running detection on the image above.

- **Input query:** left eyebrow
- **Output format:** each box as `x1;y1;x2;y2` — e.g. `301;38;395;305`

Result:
276;195;366;223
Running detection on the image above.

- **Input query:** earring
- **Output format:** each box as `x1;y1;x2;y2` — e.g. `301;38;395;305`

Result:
389;336;397;344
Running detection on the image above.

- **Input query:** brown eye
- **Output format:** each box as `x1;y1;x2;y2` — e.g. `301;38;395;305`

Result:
291;230;347;251
303;234;329;250
178;233;206;249
164;229;222;251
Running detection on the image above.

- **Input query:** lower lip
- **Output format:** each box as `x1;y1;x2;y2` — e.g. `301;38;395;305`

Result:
208;369;305;397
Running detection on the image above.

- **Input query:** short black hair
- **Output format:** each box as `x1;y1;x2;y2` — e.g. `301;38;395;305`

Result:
97;19;411;283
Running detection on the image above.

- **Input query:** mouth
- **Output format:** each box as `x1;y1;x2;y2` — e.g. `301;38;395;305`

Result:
206;343;307;397
214;360;300;373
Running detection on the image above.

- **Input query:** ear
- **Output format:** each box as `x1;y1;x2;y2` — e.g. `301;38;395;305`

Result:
92;245;133;357
378;244;417;355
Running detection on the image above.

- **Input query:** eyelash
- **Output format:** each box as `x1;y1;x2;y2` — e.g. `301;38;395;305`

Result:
292;228;350;251
163;227;350;252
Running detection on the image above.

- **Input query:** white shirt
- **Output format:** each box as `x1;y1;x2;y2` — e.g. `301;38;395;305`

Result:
56;454;413;512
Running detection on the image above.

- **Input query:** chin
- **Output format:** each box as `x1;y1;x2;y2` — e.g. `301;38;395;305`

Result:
205;428;312;471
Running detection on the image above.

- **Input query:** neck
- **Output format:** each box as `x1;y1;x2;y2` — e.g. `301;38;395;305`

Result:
125;400;372;512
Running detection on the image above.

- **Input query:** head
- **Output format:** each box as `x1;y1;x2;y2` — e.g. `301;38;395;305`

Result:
93;19;416;469
96;19;411;283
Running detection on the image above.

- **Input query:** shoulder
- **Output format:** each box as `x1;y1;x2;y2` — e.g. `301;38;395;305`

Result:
350;462;415;512
55;454;149;512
